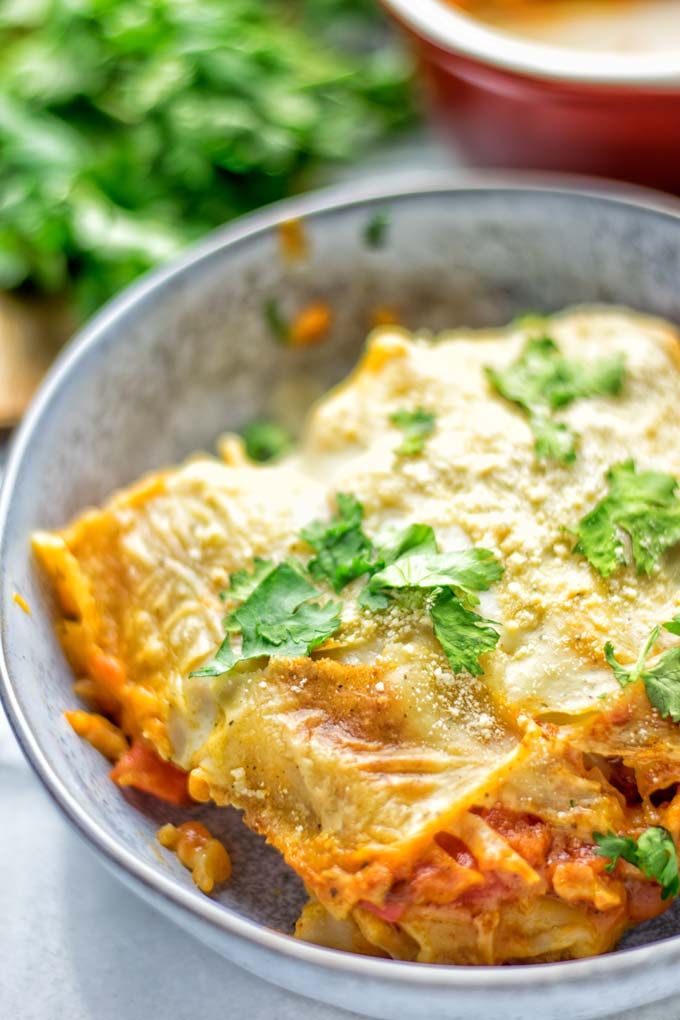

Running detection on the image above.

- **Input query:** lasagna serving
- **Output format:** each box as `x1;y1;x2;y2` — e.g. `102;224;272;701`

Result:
34;307;680;965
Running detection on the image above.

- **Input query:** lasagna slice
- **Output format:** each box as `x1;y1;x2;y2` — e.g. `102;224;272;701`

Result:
35;307;680;964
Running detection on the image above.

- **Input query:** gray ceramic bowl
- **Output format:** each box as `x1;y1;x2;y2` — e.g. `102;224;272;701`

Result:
4;174;680;1020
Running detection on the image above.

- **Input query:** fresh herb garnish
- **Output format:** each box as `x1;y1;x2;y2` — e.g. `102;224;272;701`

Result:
429;588;503;677
360;538;503;675
573;460;680;577
604;618;680;722
263;298;289;344
373;522;437;564
663;614;680;637
390;408;436;457
221;557;276;604
190;561;341;678
298;494;503;675
594;827;679;900
366;547;503;605
240;420;292;463
485;336;625;463
364;210;390;249
301;493;376;593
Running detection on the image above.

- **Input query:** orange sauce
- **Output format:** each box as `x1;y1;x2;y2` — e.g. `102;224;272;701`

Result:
449;0;680;53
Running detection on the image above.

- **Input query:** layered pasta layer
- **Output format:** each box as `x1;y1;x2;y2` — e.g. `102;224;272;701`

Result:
35;307;680;963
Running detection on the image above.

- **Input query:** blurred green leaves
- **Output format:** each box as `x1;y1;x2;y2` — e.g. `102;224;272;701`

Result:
0;0;414;313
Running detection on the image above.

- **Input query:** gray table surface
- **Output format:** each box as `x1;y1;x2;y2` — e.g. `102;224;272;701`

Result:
3;150;680;1019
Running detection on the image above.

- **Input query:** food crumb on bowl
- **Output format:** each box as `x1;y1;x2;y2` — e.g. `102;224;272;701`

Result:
158;821;232;894
288;302;332;347
278;217;308;262
12;591;31;614
65;710;129;761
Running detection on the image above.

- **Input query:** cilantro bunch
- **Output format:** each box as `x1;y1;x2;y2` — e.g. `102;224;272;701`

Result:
0;0;413;313
594;827;679;900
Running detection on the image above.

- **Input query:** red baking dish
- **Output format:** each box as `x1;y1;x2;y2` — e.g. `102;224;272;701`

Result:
382;0;680;192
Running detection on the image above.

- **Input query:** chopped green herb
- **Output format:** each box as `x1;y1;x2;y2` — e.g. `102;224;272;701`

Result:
604;626;661;687
594;831;640;871
366;548;503;606
364;210;390;249
530;415;577;464
664;615;680;637
569;799;576;808
190;561;341;678
360;535;503;675
300;493;503;675
485;336;625;464
240;420;292;463
373;522;438;565
301;493;376;592
573;460;680;577
604;624;680;722
430;587;501;677
644;650;680;723
390;407;436;457
263;298;289;343
594;827;679;900
221;557;276;604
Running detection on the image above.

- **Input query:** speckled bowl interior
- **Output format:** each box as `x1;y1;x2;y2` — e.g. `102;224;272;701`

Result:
4;177;680;1020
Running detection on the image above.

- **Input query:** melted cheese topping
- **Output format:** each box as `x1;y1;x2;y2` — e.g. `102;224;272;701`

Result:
35;307;680;964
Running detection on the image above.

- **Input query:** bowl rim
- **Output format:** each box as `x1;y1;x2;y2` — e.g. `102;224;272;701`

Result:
382;0;680;87
5;171;680;996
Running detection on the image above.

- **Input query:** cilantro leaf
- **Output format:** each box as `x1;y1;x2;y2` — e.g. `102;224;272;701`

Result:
593;831;641;872
301;493;376;592
430;588;501;676
300;494;503;675
485;337;625;463
357;585;392;611
604;624;680;722
356;522;439;610
364;210;390;249
360;540;503;675
190;561;341;677
664;615;680;637
530;414;576;464
240;420;292;463
190;633;238;678
263;298;289;344
367;548;503;606
373;522;437;565
644;649;680;723
594;827;679;900
221;558;276;604
390;408;436;457
604;625;661;687
573;460;680;577
637;827;680;899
